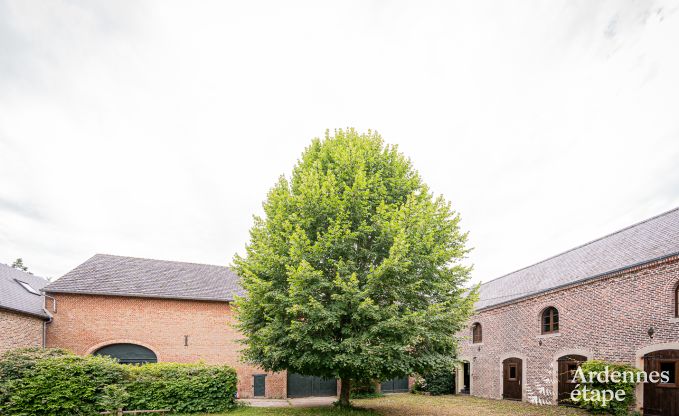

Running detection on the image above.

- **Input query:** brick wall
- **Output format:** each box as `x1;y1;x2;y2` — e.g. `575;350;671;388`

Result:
459;255;679;406
0;309;44;354
45;294;286;399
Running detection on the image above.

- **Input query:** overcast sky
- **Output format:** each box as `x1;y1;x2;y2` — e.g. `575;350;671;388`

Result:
1;1;678;284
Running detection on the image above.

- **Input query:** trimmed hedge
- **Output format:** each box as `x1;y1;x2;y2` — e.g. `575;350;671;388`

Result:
0;348;238;415
0;350;126;416
125;362;238;413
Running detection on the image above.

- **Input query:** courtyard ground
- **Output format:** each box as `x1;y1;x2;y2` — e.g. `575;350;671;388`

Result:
221;394;588;416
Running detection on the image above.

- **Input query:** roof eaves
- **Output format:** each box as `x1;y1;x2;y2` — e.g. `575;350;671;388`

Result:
475;251;679;312
41;288;234;303
478;206;679;289
0;304;50;320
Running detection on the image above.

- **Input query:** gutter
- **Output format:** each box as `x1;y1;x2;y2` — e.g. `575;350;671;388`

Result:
476;251;679;313
42;289;235;303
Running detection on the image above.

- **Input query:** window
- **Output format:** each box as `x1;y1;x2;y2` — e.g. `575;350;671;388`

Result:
675;285;679;317
15;279;40;295
541;307;559;334
508;364;517;380
94;343;157;364
659;361;678;387
472;323;482;344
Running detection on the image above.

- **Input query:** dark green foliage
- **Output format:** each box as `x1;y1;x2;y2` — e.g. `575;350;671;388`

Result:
98;384;130;413
0;348;238;415
571;360;641;416
0;347;71;382
125;362;238;413
412;369;454;395
351;380;382;399
234;129;477;405
11;258;29;272
0;352;126;416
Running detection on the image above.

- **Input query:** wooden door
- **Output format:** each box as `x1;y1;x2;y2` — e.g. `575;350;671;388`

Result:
502;358;522;400
644;350;679;416
253;374;266;397
557;355;587;404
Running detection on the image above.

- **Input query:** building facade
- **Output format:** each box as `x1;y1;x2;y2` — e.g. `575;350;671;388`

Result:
42;254;291;399
44;292;287;398
458;207;679;416
0;263;48;354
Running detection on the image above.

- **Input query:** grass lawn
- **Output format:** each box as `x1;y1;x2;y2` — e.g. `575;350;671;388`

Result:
213;394;588;416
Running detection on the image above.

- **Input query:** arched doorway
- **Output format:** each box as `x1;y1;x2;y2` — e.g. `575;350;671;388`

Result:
644;349;679;416
502;357;522;401
94;343;158;364
557;354;587;405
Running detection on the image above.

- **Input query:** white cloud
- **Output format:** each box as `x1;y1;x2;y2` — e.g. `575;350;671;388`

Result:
1;0;678;282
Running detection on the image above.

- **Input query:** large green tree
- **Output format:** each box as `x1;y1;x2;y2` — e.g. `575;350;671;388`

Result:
234;129;476;406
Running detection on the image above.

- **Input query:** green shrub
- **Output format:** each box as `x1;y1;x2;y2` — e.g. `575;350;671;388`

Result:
0;353;126;416
124;362;238;413
571;360;641;416
412;369;454;395
0;347;71;382
0;348;239;415
98;384;130;413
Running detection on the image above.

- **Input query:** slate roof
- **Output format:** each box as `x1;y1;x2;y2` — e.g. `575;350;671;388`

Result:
44;254;244;302
477;207;679;310
0;263;49;318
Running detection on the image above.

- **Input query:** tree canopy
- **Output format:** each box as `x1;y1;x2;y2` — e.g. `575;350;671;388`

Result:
11;258;29;273
234;129;476;405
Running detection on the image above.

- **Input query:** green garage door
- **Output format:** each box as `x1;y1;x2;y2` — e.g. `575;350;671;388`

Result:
287;373;337;398
94;343;157;364
381;377;409;393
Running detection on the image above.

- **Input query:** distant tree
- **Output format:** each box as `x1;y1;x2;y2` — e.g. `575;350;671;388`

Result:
11;258;30;273
234;129;477;406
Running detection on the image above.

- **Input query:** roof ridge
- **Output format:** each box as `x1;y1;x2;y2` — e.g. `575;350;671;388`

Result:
92;253;232;270
480;205;679;287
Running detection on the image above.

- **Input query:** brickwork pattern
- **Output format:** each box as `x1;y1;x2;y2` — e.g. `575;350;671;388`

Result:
459;255;679;405
0;309;43;354
45;294;286;398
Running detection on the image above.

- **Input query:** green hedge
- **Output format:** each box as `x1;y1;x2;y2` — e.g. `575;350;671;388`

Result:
0;350;126;416
0;348;238;415
125;362;238;413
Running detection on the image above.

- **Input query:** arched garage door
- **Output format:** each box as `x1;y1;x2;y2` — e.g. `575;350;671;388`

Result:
287;373;337;398
94;343;157;364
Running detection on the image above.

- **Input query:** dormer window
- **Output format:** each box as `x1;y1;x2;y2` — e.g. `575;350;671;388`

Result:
15;279;40;295
472;323;482;344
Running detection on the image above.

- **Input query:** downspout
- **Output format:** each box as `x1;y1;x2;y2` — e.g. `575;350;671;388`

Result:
42;294;56;348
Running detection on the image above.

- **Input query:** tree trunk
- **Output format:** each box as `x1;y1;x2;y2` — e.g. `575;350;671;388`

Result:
338;377;351;407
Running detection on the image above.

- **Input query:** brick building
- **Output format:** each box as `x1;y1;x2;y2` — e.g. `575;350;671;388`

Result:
41;254;410;399
0;263;49;354
42;254;288;399
458;207;679;416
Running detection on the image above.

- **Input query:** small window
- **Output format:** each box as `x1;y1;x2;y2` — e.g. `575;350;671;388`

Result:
15;279;40;295
541;307;559;334
660;361;677;386
472;323;482;344
508;364;517;380
675;286;679;317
